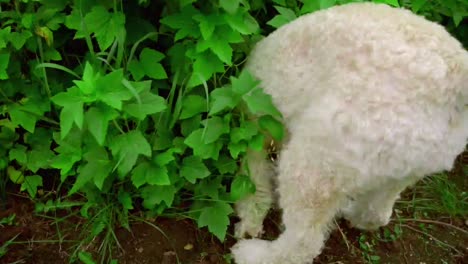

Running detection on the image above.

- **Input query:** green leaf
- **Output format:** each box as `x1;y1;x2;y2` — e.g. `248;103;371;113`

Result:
228;140;247;159
184;129;223;159
180;156;211;184
9;145;27;165
209;87;240;115
180;95;208;119
230;175;256;201
243;88;282;118
128;60;146;81
225;10;259;35
9;31;33;50
59;102;83;139
194;178;222;199
0;53;10;80
26;148;55;173
187;51;225;88
118;190;134;210
124;91;167;120
8;104;41;133
110;130;152;177
85;105;118;145
141;185;176;208
160;5;200;41
85;7;125;50
198;201;233;240
230;121;258;143
181;115;202;137
70;147;113;193
220;0;240;14
131;161;170;188
248;133;265;151
207;35;233;65
373;0;399;7
258;115;285;141
411;0;427;13
231;71;260;96
78;251;96;264
214;154;238;174
73;62;98;95
96;69;133;110
140;48;168;79
20;175;43;198
0;27;11;49
201;116;230;144
267;6;297;28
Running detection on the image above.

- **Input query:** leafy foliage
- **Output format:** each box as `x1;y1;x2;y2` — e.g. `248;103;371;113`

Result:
0;0;466;262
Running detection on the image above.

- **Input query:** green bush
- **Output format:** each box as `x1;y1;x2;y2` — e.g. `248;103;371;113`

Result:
0;0;466;262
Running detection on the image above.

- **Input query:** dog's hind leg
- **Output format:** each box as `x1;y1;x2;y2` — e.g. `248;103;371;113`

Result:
234;149;275;238
341;176;419;230
232;136;346;264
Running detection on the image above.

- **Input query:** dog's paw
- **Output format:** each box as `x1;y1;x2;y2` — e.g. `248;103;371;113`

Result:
232;239;272;264
234;221;264;238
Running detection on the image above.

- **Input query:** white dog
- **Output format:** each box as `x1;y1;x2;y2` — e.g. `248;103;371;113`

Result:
232;3;468;264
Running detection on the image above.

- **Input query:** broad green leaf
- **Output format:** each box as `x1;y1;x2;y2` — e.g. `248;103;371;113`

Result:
85;7;125;50
51;129;82;178
141;185;176;208
373;0;399;7
124;91;167;120
267;6;297;28
96;69;133;110
230;121;258;143
131;161;170;188
26;148;55;173
214;154;238;174
0;53;10;80
187;51;225;88
231;71;260;96
78;251;96;264
118;190;134;210
230;175;256;201
140;48;168;79
248;133;265;151
258;115;285;141
20;175;43;198
9;31;33;50
184;129;223;159
198;201;233;240
243;88;282;118
153;149;176;166
180;156;210;183
73;62;98;95
8;104;40;133
194;178;222;199
207;35;233;65
160;5;200;41
0;27;11;49
127;60;145;81
85;105;118;145
9;145;27;164
209;87;240;115
201;116;230;144
110;130;152;177
179;95;208;119
228;140;247;159
225;10;259;35
7;166;24;184
181;115;202;137
411;0;427;13
220;0;240;14
59;102;83;139
70;147;113;193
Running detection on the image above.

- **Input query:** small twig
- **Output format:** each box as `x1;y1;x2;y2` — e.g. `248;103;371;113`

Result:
393;218;468;236
333;219;350;251
400;224;462;255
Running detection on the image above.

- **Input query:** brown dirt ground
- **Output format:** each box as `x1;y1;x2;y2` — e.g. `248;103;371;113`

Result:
1;153;467;264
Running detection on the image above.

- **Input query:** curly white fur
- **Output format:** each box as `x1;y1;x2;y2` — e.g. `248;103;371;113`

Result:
232;3;468;264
